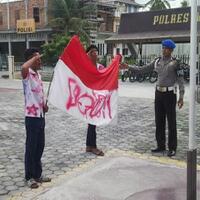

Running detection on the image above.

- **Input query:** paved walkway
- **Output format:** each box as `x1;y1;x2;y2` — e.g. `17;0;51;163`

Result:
32;153;200;200
0;78;199;199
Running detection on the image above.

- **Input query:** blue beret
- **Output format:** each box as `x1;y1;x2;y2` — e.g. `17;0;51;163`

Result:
162;39;176;49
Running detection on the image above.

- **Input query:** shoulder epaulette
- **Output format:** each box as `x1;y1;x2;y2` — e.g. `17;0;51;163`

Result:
172;57;181;63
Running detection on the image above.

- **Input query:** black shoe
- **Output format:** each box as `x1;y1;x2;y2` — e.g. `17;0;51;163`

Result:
167;150;176;157
151;147;165;153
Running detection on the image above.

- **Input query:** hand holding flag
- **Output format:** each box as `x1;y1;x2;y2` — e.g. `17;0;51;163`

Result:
48;36;121;125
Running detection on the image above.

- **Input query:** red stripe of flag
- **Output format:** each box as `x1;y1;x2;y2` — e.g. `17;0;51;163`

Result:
60;35;120;91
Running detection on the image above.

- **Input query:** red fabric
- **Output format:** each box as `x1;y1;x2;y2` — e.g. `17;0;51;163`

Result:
60;35;120;90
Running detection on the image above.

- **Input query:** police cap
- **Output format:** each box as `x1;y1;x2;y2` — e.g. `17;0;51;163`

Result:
162;39;176;49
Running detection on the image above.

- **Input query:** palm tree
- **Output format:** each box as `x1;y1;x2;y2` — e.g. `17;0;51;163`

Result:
181;0;189;7
48;0;96;43
145;0;171;11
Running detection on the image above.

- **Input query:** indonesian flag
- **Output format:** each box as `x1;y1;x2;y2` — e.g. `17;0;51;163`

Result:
48;36;120;126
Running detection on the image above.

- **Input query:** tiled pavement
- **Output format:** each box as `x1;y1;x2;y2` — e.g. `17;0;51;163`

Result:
0;79;200;199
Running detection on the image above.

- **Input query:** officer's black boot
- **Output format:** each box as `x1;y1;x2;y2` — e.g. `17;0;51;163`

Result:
167;150;176;157
151;147;166;153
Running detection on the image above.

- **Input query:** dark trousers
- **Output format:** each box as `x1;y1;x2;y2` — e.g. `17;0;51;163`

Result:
155;90;177;151
86;124;96;147
25;117;45;180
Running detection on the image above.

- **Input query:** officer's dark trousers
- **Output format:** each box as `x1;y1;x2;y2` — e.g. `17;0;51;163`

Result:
25;117;45;181
155;90;177;151
86;124;96;147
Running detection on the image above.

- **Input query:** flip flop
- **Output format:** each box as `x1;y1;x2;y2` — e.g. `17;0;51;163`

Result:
86;147;104;156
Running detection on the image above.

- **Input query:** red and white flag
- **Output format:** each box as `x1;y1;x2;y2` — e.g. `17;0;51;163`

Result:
48;36;120;125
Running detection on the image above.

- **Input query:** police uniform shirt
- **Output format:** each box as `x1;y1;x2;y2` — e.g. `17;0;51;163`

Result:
135;56;185;99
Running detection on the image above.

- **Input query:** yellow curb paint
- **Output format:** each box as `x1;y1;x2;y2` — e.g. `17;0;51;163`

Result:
106;149;200;170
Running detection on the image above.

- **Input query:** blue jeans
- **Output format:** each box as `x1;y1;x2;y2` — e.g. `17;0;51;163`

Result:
25;117;45;180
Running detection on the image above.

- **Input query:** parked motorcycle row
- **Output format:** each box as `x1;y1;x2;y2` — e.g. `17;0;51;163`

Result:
120;63;191;83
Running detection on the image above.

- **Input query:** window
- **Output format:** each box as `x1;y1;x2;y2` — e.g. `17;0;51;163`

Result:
122;48;128;55
116;48;120;55
127;5;132;13
15;10;20;21
107;43;113;55
33;7;40;23
0;12;3;25
99;44;102;56
115;25;119;33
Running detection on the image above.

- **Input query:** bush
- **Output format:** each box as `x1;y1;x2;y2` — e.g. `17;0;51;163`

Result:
42;34;71;65
42;34;90;66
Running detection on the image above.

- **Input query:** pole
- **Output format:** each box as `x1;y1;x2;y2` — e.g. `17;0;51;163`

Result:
189;0;197;150
187;0;197;199
46;69;55;100
7;0;11;56
44;0;48;26
25;0;28;19
24;0;29;49
6;1;10;30
8;56;14;79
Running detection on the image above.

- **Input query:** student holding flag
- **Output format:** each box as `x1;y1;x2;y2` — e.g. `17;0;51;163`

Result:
21;49;51;188
85;45;105;156
48;36;121;156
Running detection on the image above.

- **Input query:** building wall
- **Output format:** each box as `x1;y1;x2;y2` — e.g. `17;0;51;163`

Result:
112;1;140;33
96;0;141;57
0;0;50;66
0;0;47;31
98;12;114;32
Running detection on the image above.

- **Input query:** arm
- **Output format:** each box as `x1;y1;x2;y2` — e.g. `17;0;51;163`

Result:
176;61;185;109
21;53;42;79
131;60;155;74
177;77;184;109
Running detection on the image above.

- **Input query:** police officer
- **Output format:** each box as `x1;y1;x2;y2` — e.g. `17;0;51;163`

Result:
133;39;185;157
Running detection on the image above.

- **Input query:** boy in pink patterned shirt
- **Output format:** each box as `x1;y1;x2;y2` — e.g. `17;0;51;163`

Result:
22;48;51;188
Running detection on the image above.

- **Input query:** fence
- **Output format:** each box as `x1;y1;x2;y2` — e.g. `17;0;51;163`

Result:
134;54;190;66
12;62;54;81
14;62;55;72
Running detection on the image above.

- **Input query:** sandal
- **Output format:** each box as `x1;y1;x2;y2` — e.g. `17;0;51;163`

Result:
86;146;104;156
27;178;39;189
35;176;51;183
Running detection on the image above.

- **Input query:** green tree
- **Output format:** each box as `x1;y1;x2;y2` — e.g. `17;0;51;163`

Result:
42;34;89;65
48;0;95;43
145;0;171;11
42;34;71;65
181;0;189;7
42;0;96;64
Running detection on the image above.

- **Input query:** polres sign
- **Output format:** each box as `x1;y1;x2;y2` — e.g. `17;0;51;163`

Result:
119;7;200;34
16;19;35;34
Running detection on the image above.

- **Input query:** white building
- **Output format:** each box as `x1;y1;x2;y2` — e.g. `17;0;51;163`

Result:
95;0;142;61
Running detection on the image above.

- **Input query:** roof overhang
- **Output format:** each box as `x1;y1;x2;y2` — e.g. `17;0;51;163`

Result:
106;7;200;44
105;30;195;44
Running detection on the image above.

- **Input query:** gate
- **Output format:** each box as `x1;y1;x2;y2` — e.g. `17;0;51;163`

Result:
0;54;8;71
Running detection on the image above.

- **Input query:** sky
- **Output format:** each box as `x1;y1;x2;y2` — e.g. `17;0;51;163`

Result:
0;0;20;2
135;0;185;8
